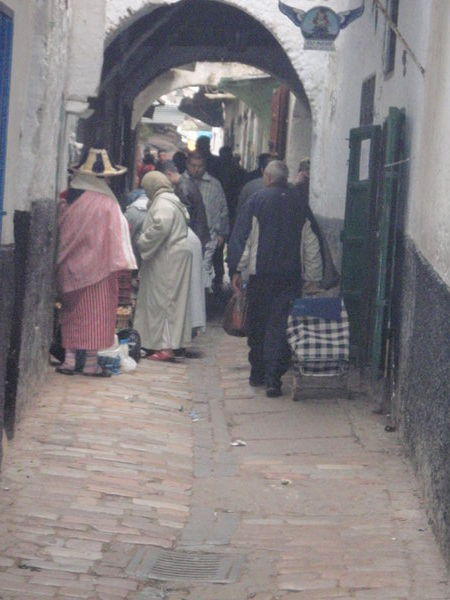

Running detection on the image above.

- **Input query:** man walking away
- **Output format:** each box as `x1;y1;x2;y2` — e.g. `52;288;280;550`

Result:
236;153;273;217
228;160;323;397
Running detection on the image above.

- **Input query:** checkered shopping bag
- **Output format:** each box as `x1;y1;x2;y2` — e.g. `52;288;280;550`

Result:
287;297;349;375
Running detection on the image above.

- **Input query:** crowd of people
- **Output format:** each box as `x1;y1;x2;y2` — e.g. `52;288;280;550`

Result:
55;137;338;394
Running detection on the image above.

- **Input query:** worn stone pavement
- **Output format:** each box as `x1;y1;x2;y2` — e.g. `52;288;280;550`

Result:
0;322;449;599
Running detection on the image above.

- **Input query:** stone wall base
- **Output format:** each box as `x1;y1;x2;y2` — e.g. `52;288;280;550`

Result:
4;200;57;444
392;236;450;562
0;246;15;465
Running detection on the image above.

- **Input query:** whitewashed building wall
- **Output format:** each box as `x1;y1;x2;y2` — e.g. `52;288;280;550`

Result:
1;0;106;244
2;1;70;243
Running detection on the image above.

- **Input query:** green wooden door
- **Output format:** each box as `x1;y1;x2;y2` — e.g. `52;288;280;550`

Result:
341;125;382;366
370;107;405;378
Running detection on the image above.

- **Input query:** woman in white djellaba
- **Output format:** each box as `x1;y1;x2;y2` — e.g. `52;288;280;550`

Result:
134;171;192;361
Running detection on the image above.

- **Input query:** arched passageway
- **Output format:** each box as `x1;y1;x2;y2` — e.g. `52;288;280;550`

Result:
80;0;310;188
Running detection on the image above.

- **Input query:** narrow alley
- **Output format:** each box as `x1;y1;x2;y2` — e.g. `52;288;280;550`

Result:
0;321;448;600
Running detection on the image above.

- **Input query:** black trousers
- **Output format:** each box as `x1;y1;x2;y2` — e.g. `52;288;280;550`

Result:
212;244;225;286
246;275;301;385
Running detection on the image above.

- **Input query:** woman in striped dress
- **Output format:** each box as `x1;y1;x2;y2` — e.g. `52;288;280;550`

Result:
56;148;136;376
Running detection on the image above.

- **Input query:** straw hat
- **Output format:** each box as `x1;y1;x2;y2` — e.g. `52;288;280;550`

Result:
71;148;127;177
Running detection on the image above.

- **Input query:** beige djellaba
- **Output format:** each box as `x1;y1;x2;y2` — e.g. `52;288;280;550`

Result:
134;173;192;351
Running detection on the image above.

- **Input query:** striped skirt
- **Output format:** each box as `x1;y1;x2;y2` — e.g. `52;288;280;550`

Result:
60;274;118;350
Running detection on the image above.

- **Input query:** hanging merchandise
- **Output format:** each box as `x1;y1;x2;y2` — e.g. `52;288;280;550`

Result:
279;1;365;51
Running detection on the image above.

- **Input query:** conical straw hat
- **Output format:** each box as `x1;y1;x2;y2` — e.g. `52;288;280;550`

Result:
71;148;127;177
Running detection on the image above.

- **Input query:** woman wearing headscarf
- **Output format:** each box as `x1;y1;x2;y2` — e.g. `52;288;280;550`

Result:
133;171;193;361
56;148;137;376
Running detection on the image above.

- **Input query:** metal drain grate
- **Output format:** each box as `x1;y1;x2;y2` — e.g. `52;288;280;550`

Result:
126;548;243;583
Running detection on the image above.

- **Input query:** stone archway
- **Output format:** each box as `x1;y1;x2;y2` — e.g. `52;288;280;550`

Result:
81;0;311;186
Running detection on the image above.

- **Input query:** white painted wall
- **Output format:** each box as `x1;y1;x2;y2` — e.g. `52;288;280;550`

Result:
66;1;105;102
1;1;34;239
285;92;312;181
221;97;272;172
322;1;450;285
223;99;247;161
313;0;431;219
1;0;107;244
2;1;70;243
225;90;312;178
61;0;108;191
409;1;450;285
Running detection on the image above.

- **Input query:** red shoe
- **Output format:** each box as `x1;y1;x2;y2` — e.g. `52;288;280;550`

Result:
147;350;175;362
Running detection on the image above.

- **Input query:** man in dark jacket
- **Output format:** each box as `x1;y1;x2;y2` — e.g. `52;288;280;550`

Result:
244;152;272;184
217;145;246;229
235;153;273;217
228;160;323;397
195;135;221;179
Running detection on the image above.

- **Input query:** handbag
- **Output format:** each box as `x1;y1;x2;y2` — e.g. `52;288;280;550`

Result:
222;290;248;337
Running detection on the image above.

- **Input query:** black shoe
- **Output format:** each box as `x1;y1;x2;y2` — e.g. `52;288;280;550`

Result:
141;348;155;358
55;366;76;375
266;386;282;398
249;376;265;387
184;349;204;359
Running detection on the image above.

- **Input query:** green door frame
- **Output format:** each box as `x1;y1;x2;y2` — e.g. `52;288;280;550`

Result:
340;125;382;368
341;108;406;378
370;107;406;379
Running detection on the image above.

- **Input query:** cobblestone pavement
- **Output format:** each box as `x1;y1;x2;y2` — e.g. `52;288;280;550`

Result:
0;322;448;599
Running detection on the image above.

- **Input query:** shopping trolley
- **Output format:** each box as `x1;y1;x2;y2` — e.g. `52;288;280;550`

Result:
286;296;350;400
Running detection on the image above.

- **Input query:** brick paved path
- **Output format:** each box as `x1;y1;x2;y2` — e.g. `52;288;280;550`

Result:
0;322;448;599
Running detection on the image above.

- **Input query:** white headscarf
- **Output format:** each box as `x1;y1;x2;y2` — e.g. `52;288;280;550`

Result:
142;171;173;203
70;173;117;201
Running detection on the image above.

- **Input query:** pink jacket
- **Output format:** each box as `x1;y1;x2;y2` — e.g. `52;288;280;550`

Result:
57;191;136;294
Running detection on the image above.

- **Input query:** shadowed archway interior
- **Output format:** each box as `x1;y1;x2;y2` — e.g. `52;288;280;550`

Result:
80;0;309;187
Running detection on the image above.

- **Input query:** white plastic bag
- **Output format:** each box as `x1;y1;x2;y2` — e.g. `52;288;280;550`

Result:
98;335;120;357
119;338;137;372
97;336;121;374
121;355;137;372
